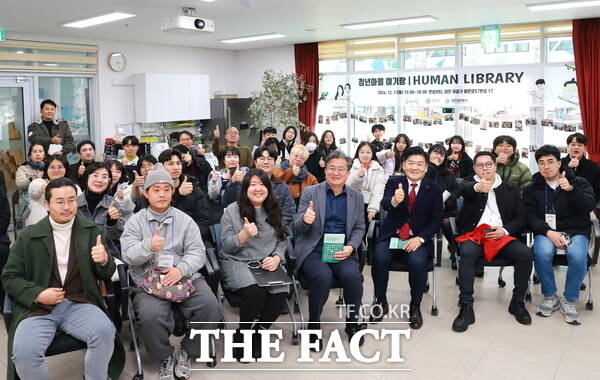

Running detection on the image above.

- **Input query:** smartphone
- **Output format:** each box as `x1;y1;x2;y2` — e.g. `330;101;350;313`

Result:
484;228;495;234
562;233;572;246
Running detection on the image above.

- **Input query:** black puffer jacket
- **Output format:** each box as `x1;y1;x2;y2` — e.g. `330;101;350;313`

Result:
523;169;595;237
426;163;459;216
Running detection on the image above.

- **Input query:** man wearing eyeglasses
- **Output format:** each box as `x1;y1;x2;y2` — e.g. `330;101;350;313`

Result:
293;150;366;350
212;126;253;168
523;144;595;325
453;151;532;332
371;146;442;329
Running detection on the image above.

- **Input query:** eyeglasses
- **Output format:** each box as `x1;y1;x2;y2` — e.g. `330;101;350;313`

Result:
90;173;110;181
141;164;155;171
537;159;558;167
474;162;494;169
326;166;347;174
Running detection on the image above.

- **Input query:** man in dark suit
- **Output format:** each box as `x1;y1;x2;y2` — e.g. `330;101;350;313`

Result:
453;151;532;332
293;150;365;350
371;146;442;329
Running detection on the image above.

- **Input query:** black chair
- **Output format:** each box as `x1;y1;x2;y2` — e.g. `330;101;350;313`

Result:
210;224;303;344
1;263;127;368
366;213;439;317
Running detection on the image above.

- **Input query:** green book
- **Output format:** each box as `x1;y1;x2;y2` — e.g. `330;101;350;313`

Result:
322;233;345;262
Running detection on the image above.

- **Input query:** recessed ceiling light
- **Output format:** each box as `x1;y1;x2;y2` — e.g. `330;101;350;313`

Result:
221;33;286;44
341;16;437;30
527;0;600;11
63;12;136;28
202;0;217;2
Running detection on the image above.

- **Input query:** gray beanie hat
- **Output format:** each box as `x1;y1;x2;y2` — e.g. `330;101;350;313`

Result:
143;163;174;190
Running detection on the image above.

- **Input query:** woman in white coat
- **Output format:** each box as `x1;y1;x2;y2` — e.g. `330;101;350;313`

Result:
347;141;387;224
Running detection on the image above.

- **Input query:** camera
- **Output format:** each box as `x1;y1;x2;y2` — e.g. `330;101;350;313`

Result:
194;18;206;29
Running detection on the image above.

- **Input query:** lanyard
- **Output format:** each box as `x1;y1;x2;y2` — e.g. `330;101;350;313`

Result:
544;185;557;213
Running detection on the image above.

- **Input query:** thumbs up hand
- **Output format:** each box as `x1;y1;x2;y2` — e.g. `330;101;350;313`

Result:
303;200;316;224
392;183;404;206
319;157;325;168
151;227;166;252
91;235;109;265
214;125;221;139
232;166;245;183
292;165;300;177
559;171;573;191
178;175;194;196
107;201;120;220
133;170;145;188
476;177;493;193
243;217;258;237
78;161;86;176
568;158;579;168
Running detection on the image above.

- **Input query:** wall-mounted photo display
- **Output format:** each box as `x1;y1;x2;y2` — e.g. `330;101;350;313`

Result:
423;120;432;126
525;118;537;126
318;115;324;124
386;114;395;122
413;118;422;125
351;113;357;119
541;119;554;127
325;116;331;124
471;118;481;126
433;119;442;125
445;114;454;121
459;113;465;120
515;120;523;131
340;112;347;119
359;115;367;123
521;147;529;158
502;121;513;129
403;115;412;122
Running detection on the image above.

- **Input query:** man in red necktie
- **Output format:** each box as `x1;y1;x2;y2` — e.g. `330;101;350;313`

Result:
370;147;443;329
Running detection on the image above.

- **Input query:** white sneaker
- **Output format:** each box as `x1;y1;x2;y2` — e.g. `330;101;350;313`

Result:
159;354;174;380
560;298;581;325
174;348;191;379
536;294;560;317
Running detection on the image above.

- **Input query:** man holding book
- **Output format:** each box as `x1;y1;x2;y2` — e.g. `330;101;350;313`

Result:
293;151;365;350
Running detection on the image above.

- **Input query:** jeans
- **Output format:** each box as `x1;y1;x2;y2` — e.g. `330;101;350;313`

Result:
12;300;115;380
534;234;589;302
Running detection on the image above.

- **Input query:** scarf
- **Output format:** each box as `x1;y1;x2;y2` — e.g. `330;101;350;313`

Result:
29;160;45;171
280;159;308;184
455;224;515;261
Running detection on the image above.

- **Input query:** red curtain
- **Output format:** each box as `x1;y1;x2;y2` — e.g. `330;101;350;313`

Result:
294;42;319;136
573;18;600;163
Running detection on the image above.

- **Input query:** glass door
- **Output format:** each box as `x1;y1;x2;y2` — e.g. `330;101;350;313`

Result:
0;77;34;193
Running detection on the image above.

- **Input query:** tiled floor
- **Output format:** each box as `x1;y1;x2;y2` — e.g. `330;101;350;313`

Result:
1;254;598;380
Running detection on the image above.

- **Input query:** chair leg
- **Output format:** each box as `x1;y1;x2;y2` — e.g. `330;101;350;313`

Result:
498;267;506;288
586;268;594;311
291;276;305;329
127;301;144;379
286;298;300;345
431;267;438;316
336;288;344;306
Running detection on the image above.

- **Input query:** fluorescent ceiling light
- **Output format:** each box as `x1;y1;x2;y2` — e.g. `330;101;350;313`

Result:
341;16;437;30
63;12;135;28
527;0;600;11
221;33;285;43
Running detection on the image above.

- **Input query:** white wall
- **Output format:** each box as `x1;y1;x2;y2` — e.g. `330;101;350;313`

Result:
235;45;295;98
6;33;296;143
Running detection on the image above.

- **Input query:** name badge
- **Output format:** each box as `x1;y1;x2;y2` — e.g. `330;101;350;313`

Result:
158;254;174;269
545;212;557;230
389;237;408;250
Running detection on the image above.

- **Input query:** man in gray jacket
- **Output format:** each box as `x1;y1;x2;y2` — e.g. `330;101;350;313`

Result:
120;164;221;380
27;99;75;155
293;151;365;350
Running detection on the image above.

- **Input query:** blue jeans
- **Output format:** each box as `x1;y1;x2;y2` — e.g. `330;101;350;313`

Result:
12;300;115;380
533;234;589;302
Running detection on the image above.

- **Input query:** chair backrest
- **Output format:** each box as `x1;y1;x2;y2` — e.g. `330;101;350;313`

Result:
11;190;20;237
210;223;222;252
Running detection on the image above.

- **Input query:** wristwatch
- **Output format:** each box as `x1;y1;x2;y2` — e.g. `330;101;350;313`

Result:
418;237;425;244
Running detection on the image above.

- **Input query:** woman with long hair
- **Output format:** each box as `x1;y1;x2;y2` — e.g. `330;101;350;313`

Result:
318;130;338;158
106;159;135;222
219;168;288;360
377;133;411;176
347;142;387;224
303;132;325;182
426;144;460;268
25;154;74;226
279;126;297;161
446;135;474;180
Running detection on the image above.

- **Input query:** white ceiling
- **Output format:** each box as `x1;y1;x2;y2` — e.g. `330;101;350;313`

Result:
2;0;600;50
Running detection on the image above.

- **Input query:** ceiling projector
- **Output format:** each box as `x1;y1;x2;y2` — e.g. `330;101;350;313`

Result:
161;15;215;33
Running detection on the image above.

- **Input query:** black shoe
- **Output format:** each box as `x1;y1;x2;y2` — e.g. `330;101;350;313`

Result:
409;304;423;329
369;299;389;323
345;323;365;346
509;299;532;325
452;303;476;332
475;264;484;278
307;323;323;352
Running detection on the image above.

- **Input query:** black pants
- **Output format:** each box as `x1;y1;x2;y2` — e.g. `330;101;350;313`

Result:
232;284;286;329
458;240;533;305
441;217;456;256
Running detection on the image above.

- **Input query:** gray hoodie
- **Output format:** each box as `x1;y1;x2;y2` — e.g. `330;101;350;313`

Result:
120;206;206;286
